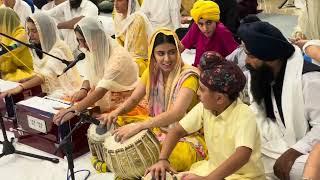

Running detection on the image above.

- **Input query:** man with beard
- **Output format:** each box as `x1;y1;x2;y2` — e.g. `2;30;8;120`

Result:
238;21;320;180
45;0;98;53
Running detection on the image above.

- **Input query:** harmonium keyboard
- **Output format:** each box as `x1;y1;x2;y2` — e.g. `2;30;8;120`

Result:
14;96;90;158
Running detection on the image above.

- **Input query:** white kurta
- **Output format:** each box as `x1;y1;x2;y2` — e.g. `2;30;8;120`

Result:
250;46;320;179
140;0;181;31
45;0;98;52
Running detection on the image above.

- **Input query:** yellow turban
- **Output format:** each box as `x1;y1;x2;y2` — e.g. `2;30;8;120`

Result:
190;0;220;23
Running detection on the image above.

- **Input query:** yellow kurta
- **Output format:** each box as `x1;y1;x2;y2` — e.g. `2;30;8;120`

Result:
117;14;149;76
0;26;33;81
179;99;266;180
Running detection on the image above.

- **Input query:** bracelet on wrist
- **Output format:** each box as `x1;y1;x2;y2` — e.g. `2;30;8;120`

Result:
18;84;25;90
158;158;170;164
80;87;89;93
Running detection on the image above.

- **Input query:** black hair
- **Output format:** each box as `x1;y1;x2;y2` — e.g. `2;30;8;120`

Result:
152;32;176;54
74;25;84;38
26;17;34;24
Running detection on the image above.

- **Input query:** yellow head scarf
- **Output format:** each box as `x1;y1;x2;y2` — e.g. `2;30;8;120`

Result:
0;7;21;36
146;28;198;115
190;0;220;23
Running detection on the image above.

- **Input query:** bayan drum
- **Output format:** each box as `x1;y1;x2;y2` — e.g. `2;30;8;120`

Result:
104;128;160;179
87;124;111;162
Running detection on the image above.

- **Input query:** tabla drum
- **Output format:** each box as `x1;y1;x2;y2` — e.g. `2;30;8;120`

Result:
143;172;177;180
87;124;112;162
104;129;160;179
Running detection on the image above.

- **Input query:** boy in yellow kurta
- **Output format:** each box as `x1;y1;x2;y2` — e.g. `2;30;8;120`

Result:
0;7;33;81
146;52;265;180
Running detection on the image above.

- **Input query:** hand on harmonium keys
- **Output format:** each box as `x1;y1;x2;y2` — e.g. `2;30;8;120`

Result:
70;89;88;103
52;107;76;125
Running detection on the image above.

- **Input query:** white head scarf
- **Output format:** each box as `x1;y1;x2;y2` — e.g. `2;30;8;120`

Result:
28;12;59;54
114;0;152;38
76;17;111;86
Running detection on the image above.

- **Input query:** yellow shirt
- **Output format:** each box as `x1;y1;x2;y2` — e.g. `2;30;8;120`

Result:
0;26;33;81
179;99;265;180
140;69;199;111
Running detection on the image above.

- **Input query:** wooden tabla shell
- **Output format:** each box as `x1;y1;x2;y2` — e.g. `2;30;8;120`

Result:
87;124;111;162
104;129;160;179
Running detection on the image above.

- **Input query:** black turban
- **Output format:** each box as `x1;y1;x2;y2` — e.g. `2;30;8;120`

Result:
237;21;295;61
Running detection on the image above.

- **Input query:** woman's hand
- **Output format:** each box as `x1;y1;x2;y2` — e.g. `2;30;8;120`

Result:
0;86;23;98
112;123;145;143
53;108;76;125
96;109;121;130
70;89;87;103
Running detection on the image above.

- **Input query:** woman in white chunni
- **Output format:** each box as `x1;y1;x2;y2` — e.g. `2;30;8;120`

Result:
53;17;140;125
0;12;81;99
114;0;152;76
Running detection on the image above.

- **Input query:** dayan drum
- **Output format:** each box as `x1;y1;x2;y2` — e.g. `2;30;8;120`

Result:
104;129;160;179
87;124;112;162
143;172;177;180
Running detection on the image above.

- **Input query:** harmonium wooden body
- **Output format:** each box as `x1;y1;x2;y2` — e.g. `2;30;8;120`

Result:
0;79;43;129
13;96;90;158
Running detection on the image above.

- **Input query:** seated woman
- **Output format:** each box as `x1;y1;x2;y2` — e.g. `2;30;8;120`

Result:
53;17;140;125
99;28;207;172
180;0;238;67
0;7;33;81
113;0;152;76
0;12;81;98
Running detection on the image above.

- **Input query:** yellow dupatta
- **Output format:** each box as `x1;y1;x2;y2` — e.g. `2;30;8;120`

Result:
146;28;199;116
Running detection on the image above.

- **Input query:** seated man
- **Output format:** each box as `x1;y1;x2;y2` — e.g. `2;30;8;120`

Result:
238;21;320;179
146;52;265;180
113;0;152;76
45;0;99;53
0;12;81;99
42;0;66;10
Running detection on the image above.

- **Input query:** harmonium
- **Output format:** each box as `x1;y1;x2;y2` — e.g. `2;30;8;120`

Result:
14;96;90;158
0;79;43;129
